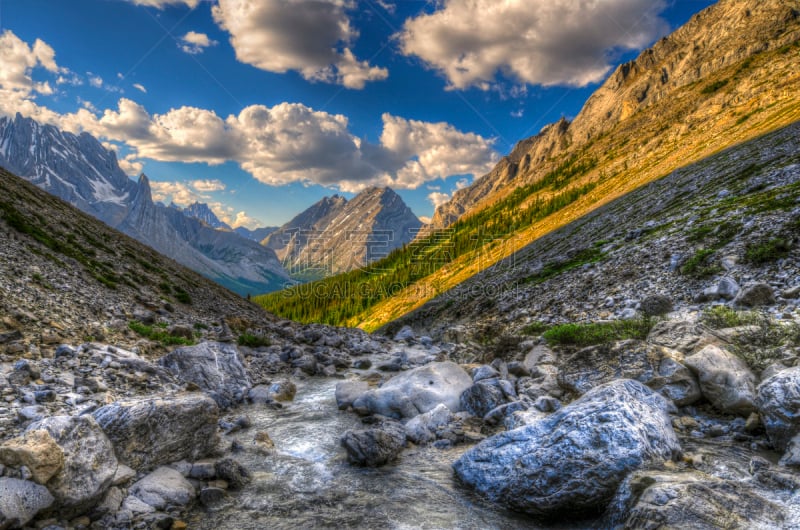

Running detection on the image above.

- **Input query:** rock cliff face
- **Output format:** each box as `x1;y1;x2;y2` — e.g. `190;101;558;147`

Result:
180;202;231;230
0;115;289;296
432;0;800;228
265;187;421;276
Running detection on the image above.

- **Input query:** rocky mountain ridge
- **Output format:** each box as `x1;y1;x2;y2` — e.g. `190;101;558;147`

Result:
0;114;289;296
264;187;421;278
433;0;800;228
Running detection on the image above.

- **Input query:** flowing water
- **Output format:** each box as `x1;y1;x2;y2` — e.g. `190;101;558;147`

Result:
188;379;586;530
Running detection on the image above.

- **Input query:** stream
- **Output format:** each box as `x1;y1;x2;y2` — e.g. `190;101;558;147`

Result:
187;378;588;529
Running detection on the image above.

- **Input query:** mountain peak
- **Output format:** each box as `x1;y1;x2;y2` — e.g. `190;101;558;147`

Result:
182;202;231;230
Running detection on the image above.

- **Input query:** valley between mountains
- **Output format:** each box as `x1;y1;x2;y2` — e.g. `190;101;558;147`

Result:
1;0;800;529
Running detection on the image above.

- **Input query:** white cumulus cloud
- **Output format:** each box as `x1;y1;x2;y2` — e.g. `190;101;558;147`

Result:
0;30;64;96
211;0;387;89
127;0;201;8
179;31;218;54
427;191;451;208
133;83;147;93
398;0;669;90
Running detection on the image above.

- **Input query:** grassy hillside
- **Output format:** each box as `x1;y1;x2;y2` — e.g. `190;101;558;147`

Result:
257;38;800;331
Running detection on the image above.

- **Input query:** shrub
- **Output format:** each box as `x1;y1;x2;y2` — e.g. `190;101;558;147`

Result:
700;79;729;94
521;321;551;336
681;248;721;278
128;321;193;346
745;238;792;264
238;333;271;348
543;317;654;347
701;305;760;329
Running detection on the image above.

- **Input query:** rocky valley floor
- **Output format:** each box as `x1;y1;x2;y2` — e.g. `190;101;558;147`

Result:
1;124;800;528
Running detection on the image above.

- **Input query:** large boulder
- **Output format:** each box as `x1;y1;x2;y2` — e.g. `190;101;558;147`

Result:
352;362;472;419
685;345;757;416
26;415;117;518
460;379;516;418
757;366;800;452
341;420;406;467
159;342;251;408
0;430;64;485
130;466;196;510
734;282;776;307
647;319;721;354
453;379;680;518
0;478;54;528
93;393;219;471
557;340;701;406
616;470;785;529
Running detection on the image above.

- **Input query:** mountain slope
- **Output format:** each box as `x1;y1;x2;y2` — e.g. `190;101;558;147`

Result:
258;0;800;330
384;120;800;341
264;187;421;278
181;202;231;230
0;114;289;296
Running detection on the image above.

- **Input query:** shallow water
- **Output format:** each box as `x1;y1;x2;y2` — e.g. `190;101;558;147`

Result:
188;379;585;530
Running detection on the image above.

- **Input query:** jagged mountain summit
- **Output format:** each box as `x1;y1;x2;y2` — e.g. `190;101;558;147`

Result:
264;187;421;278
0;114;289;296
432;0;800;228
181;202;231;230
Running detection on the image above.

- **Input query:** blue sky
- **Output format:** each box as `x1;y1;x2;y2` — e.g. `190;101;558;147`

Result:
0;0;715;227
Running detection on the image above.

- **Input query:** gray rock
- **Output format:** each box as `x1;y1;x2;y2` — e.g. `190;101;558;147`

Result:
647;319;720;354
404;404;453;445
335;381;370;410
471;365;500;382
615;470;785;529
734;282;776;307
130;466;195;510
159;342;251;408
640;294;673;316
779;433;800;467
394;326;416;342
112;464;136;486
352;362;472;419
248;380;297;404
453;380;680;518
0;477;54;528
460;379;513;418
93;486;124;516
757;366;800;452
685;345;757;415
782;285;800;299
199;487;228;510
341;420;406;467
523;345;557;373
557;340;701;406
717;277;741;301
93;393;219;471
0;429;64;485
214;458;251;489
27;415;117;518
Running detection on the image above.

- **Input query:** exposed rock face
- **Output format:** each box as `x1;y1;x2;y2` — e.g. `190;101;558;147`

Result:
181;202;231;230
460;378;515;418
453;380;680;518
92;394;219;471
757;367;800;452
26;416;117;518
159;342;251;408
0;477;54;528
0;114;290;296
556;340;701;406
264;187;421;275
685;345;758;416
616;470;785;529
351;361;472;419
341;420;406;467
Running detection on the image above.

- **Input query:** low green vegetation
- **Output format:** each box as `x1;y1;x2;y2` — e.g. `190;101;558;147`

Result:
523;247;605;285
681;248;721;278
700;79;729;94
158;281;193;304
745;238;792;264
128;321;194;346
521;321;551;336
237;333;272;348
542;317;654;347
701;305;761;328
256;154;599;326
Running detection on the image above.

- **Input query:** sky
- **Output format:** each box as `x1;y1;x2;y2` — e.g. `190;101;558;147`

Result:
0;0;716;228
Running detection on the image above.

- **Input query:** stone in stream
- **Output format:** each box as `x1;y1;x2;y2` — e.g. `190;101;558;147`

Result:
26;415;118;518
335;381;370;410
159;341;251;408
93;393;219;471
757;366;800;453
341;419;407;467
685;345;757;416
351;361;472;419
453;379;680;518
0;477;54;528
129;466;196;510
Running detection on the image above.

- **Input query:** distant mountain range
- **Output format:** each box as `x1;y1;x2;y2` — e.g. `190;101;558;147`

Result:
263;187;421;279
0;113;289;296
